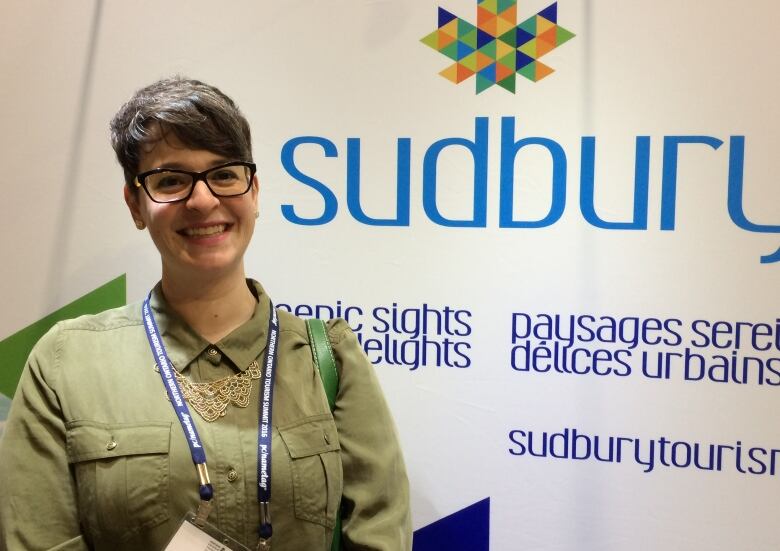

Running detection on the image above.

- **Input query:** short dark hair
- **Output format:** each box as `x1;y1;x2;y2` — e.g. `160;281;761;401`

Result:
109;76;253;185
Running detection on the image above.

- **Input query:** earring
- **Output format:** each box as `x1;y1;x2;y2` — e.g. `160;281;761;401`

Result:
134;220;146;230
254;211;259;219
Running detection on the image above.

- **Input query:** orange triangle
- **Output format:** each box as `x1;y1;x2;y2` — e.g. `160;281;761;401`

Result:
498;5;517;24
536;38;556;56
535;61;555;80
477;7;495;28
456;64;475;83
537;27;558;45
439;64;459;84
476;51;494;71
495;61;514;81
438;30;457;49
481;17;498;36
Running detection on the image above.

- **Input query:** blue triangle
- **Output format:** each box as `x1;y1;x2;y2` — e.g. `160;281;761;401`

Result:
478;63;497;82
438;7;458;28
538;3;558;23
457;41;475;60
516;50;534;69
476;28;495;49
516;27;535;46
412;498;490;551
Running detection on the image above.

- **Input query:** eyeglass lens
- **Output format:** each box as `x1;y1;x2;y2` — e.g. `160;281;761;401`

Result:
144;164;251;202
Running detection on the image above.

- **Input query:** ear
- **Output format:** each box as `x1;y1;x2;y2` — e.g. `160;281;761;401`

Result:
250;173;260;210
124;184;144;224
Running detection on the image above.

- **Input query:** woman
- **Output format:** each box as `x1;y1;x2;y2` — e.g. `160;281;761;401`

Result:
0;77;411;550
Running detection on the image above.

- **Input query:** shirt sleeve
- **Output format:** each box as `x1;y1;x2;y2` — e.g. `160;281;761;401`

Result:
0;325;89;551
327;319;412;551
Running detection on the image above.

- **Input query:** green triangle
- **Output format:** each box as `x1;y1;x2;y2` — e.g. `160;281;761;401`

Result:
0;275;127;397
480;0;499;15
518;15;536;35
461;28;478;48
457;18;477;37
497;75;516;93
518;61;537;81
461;51;479;71
556;26;576;45
478;40;497;59
518;39;537;58
498;28;518;48
498;52;516;70
476;73;494;94
497;0;515;13
441;41;459;61
421;30;440;50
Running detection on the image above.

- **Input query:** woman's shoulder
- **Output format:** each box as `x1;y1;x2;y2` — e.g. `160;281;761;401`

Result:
277;309;352;344
55;302;142;334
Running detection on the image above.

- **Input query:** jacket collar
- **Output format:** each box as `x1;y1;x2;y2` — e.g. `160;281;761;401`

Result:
148;279;270;372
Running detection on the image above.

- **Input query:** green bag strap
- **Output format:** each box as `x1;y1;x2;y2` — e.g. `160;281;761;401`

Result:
306;319;339;409
305;318;343;551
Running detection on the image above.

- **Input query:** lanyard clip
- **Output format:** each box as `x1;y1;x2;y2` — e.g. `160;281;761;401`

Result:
257;502;272;549
193;499;212;527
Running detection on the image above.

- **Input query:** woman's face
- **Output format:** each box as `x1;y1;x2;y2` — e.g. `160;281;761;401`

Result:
125;133;259;283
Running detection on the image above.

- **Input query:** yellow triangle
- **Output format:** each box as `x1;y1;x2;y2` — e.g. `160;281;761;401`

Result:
439;64;459;84
496;40;514;59
495;17;515;36
440;19;459;39
536;15;555;34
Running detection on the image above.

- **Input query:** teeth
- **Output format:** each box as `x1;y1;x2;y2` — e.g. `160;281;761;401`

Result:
184;224;226;237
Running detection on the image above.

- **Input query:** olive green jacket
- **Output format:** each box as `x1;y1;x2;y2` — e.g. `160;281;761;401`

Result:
0;281;411;550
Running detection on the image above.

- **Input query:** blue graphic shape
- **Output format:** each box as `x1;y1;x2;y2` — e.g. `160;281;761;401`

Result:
439;7;458;27
413;498;490;550
516;27;535;46
478;63;497;82
457;41;475;60
516;50;534;69
476;28;494;48
760;246;780;264
539;3;558;23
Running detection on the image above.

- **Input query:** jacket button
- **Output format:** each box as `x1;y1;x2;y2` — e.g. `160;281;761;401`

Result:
106;440;117;451
227;469;239;482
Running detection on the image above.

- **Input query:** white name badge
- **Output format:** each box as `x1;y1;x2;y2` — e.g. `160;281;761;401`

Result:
165;512;251;551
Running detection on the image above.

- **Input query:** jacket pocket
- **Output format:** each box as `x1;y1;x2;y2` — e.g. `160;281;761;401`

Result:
65;421;171;541
279;416;342;528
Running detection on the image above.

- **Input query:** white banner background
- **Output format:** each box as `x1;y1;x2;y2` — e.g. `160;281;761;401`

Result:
1;1;778;549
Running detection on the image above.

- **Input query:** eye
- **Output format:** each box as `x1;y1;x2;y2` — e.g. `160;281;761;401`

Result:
148;172;190;192
210;169;241;182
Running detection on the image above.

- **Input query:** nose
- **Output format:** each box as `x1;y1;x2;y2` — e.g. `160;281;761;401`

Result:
185;179;220;212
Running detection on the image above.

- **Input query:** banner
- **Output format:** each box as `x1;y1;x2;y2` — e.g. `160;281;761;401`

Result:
1;1;777;549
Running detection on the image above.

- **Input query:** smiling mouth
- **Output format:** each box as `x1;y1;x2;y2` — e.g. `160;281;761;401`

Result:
181;224;228;237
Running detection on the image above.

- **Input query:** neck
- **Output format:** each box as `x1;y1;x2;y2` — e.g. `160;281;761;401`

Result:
160;265;257;343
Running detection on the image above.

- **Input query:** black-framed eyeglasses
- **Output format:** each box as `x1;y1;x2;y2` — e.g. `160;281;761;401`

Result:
134;161;257;203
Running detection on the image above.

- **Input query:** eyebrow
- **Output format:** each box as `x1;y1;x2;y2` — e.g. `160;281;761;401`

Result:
153;159;231;171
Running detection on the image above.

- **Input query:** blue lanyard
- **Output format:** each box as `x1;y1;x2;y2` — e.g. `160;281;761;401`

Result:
142;293;279;543
257;306;279;541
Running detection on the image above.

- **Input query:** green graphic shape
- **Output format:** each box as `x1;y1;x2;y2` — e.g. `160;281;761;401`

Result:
0;275;126;397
